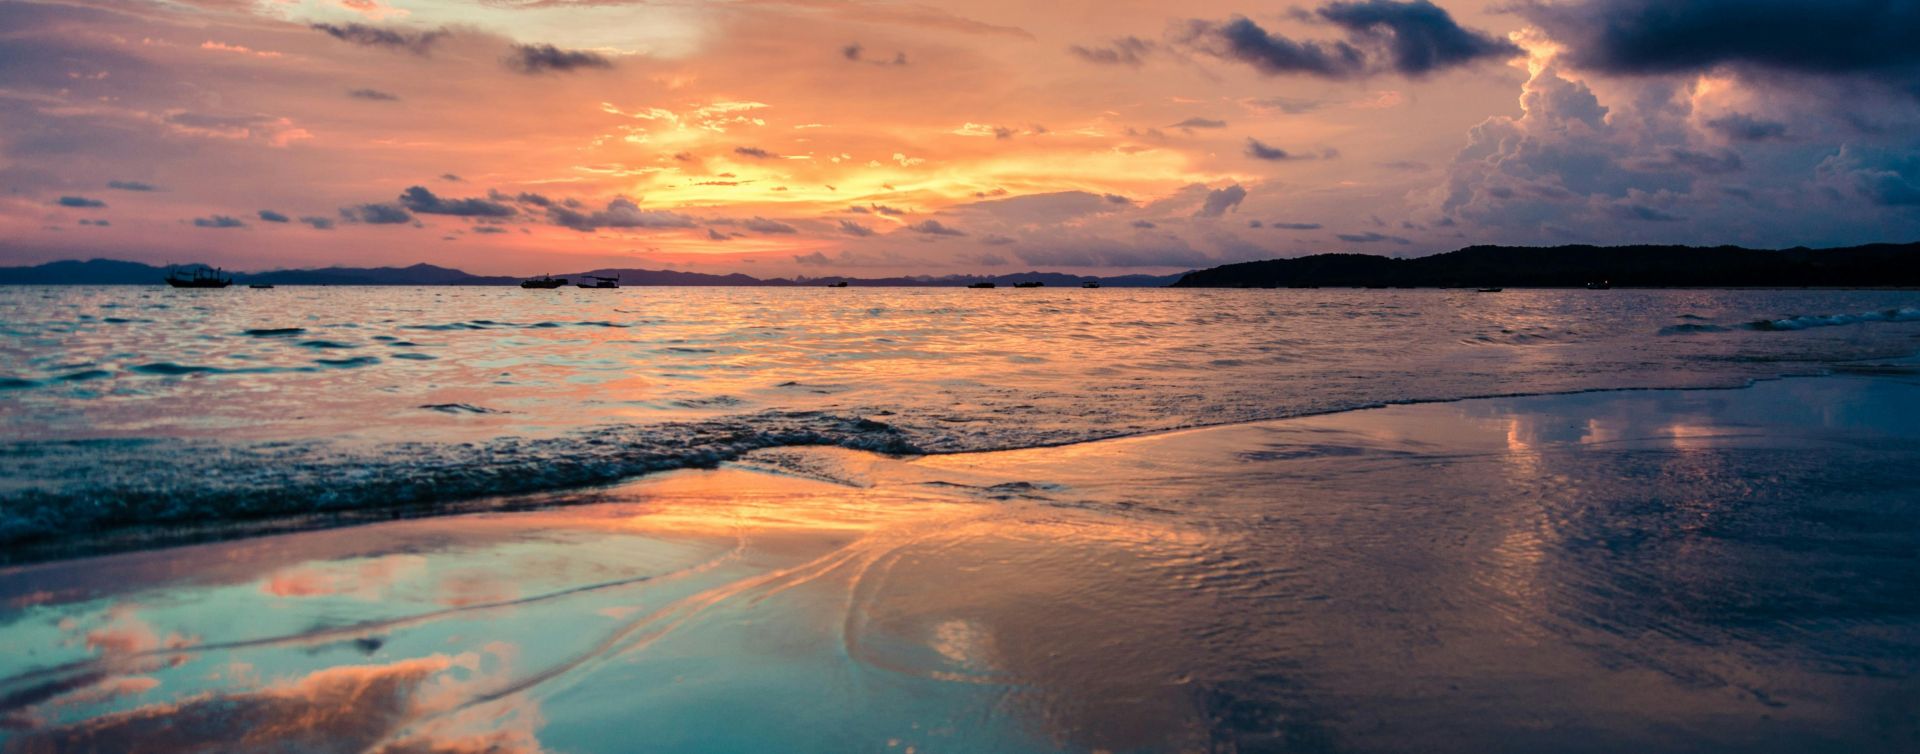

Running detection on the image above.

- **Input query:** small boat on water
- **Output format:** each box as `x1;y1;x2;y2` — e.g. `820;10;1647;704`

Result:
827;281;849;288
1476;286;1504;293
249;284;274;289
968;282;996;289
1586;280;1612;290
521;275;568;289
1081;281;1101;288
164;266;232;288
1013;281;1044;288
577;275;619;289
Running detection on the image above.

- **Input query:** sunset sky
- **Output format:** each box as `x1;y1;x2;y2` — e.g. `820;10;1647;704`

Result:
3;0;1917;275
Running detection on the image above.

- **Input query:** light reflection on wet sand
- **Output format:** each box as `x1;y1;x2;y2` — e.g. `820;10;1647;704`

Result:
4;375;1920;752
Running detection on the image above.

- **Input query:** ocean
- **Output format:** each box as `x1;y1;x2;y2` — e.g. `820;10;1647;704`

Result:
2;286;1918;550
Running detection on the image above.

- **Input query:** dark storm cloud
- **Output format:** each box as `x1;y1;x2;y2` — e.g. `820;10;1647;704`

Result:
310;23;447;55
192;215;245;228
905;219;965;236
341;203;414;224
1245;138;1295;161
397;186;515;217
1194;184;1247;217
1069;36;1156;66
1819;146;1920;206
734;146;776;159
1641;147;1744;175
837;219;876;236
1705;113;1789;141
348;89;400;101
505;44;614;74
258;210;290;223
55;196;105;208
1169;117;1228;129
1316;0;1522;76
107;180;155;191
546;197;697;231
1176;1;1516;79
1519;0;1920;82
300;216;336;230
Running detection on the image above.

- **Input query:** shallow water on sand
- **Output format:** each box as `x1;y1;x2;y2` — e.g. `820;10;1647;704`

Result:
4;374;1917;752
2;287;1919;547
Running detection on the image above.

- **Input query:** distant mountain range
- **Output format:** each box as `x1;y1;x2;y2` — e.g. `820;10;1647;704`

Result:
1174;243;1920;288
6;243;1918;288
0;259;1182;287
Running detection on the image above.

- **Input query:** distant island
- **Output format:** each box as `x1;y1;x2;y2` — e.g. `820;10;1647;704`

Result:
0;260;1182;287
1173;243;1920;288
3;243;1917;287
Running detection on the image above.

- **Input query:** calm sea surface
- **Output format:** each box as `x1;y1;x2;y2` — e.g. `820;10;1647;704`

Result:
2;286;1917;543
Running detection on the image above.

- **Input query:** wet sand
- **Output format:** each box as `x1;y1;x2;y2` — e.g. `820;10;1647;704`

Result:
3;373;1919;752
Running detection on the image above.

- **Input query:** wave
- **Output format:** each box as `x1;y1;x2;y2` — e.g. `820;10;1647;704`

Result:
1747;307;1920;332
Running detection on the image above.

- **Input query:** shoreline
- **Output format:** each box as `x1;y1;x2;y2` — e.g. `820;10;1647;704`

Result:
6;356;1916;568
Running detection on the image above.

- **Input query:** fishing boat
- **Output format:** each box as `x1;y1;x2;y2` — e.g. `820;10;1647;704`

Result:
577;274;620;289
968;282;996;289
1476;286;1504;293
1013;281;1044;288
1081;281;1100;289
163;266;232;288
827;281;849;287
1585;280;1612;290
521;275;568;289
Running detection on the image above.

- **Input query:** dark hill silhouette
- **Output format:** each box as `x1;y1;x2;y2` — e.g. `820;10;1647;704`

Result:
1173;243;1920;288
0;259;1184;287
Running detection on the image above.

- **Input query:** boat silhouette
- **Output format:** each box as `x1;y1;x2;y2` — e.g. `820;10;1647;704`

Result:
968;282;996;289
164;266;232;288
1081;281;1100;288
1013;281;1044;288
521;275;568;289
577;274;619;289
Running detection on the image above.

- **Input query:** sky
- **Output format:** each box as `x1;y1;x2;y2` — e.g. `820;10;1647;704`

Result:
1;0;1917;276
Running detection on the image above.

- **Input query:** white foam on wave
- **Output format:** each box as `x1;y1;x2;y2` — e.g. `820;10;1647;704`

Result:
1749;307;1920;331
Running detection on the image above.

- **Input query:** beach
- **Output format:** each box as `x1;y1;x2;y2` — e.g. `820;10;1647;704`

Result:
5;371;1918;752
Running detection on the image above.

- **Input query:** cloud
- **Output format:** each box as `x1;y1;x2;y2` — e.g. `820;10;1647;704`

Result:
1194;184;1247;217
1271;221;1323;230
1176;16;1365;78
547;197;697;231
107;180;156;191
904;219;965;236
56;196;105;208
310;23;447;55
1243;96;1323;114
1337;231;1412;243
506;44;614;74
1518;0;1920;82
1176;2;1516;79
192;215;245;228
1131;220;1157;228
300;216;336;230
841;42;907;66
1245;138;1296;160
734;146;777;159
258;210;290;223
1705;113;1789;142
742;216;797;233
958;190;1128;224
1011;235;1214;268
1169;117;1228;129
341;203;414;224
1068;36;1156;66
1603;202;1685;222
836;219;875;236
1315;0;1523;76
398;186;515;217
348;88;400;101
793;251;832;264
1818;145;1920;206
78;219;109;226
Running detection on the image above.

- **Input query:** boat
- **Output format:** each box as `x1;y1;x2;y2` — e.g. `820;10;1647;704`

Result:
1586;280;1612;290
827;281;849;288
249;284;274;289
1081;281;1100;288
521;275;568;289
1476;287;1504;293
968;282;996;289
576;275;619;289
1013;281;1044;288
164;266;232;288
